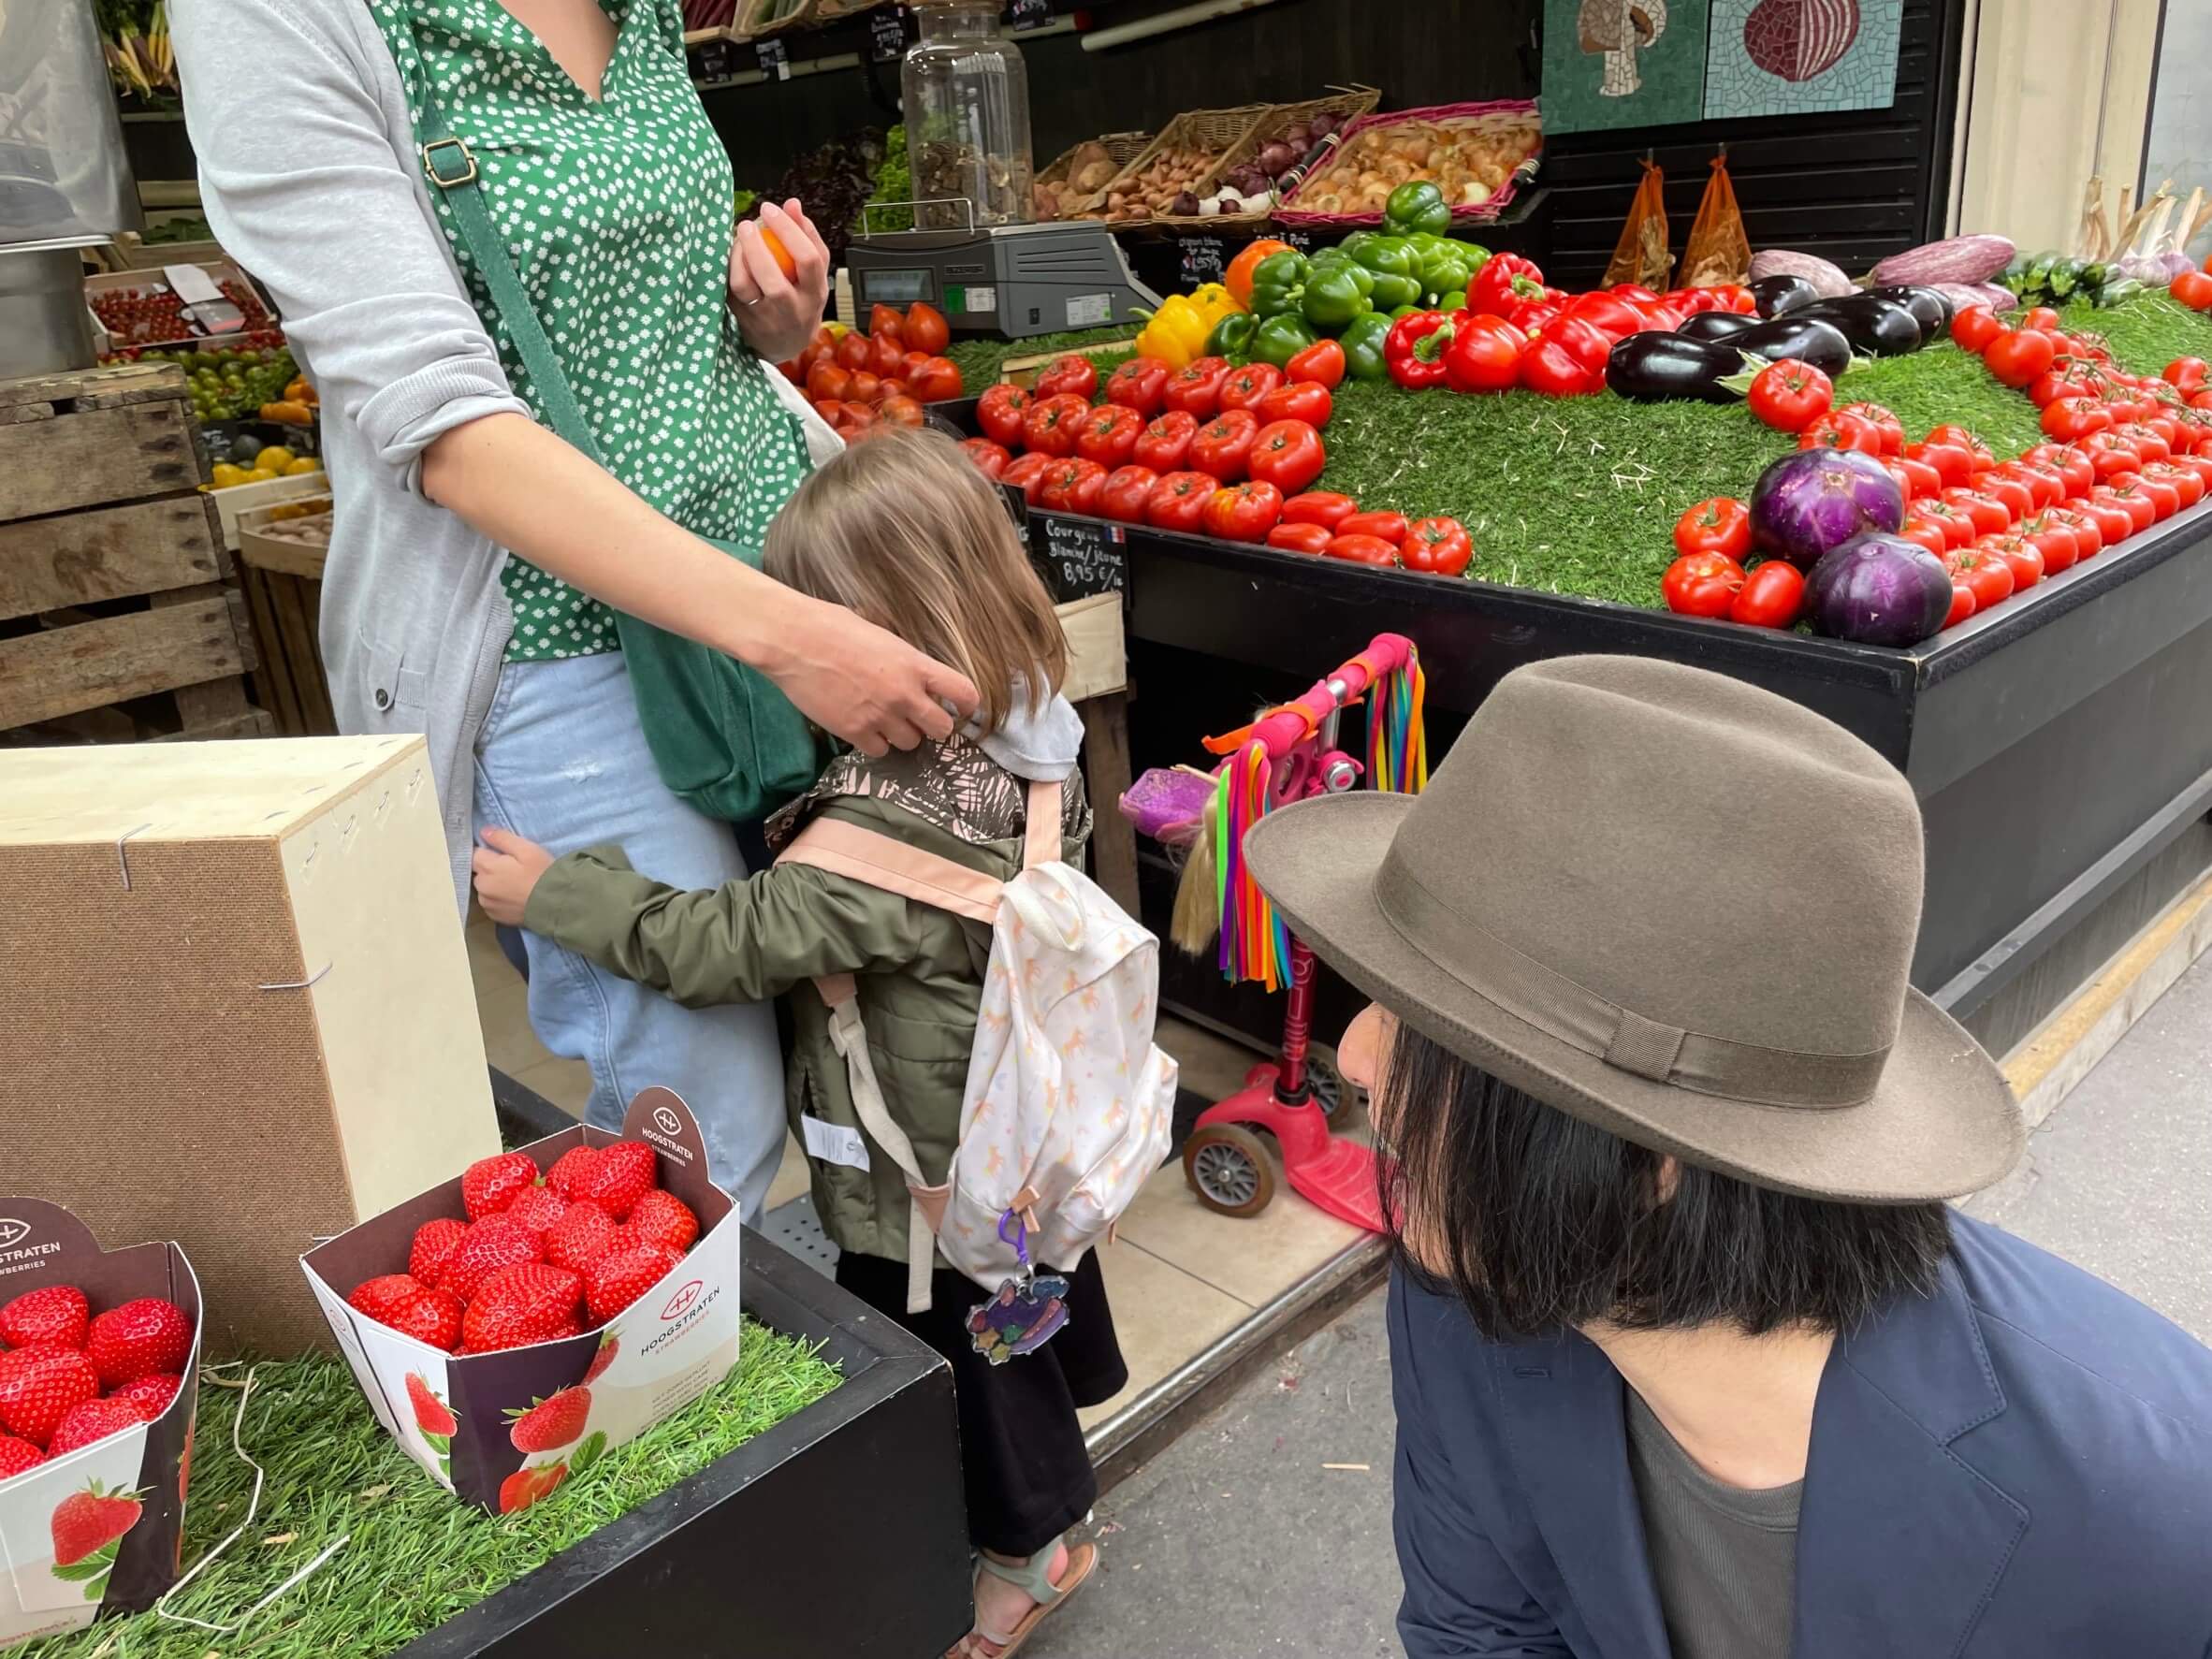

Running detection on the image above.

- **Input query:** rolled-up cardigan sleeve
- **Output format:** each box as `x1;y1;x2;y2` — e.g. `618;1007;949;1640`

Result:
172;0;531;488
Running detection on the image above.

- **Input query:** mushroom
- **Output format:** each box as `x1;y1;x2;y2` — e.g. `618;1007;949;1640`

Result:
1579;0;1667;97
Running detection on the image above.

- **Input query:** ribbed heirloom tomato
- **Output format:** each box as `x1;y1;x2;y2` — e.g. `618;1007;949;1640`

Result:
1247;420;1326;494
1146;470;1217;531
1133;411;1200;472
1074;404;1145;468
1162;357;1231;416
977;384;1031;448
1201;481;1285;543
1217;364;1284;413
1001;451;1053;503
1099;465;1160;523
1034;354;1099;400
1188;410;1259;481
957;437;1011;479
1255;381;1332;428
1746;359;1833;433
1324;533;1400;566
1022;393;1091;458
1037;458;1109;515
1105;357;1171;416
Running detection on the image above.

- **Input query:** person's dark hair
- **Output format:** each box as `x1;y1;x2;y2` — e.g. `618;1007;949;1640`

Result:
1378;1022;1952;1341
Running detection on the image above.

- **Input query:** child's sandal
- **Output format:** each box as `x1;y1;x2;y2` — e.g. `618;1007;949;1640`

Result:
946;1537;1097;1658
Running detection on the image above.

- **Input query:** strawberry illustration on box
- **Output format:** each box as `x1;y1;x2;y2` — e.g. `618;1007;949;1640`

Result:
300;1088;739;1516
0;1200;203;1652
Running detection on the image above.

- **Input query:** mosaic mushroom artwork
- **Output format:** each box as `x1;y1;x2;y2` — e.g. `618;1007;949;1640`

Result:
1579;0;1670;96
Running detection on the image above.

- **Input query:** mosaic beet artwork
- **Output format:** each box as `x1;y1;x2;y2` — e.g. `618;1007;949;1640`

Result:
1703;0;1901;120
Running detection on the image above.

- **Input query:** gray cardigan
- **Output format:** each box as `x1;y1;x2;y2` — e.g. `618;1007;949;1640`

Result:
172;0;837;909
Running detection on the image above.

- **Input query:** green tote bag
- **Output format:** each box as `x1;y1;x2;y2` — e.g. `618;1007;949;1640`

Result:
416;109;819;824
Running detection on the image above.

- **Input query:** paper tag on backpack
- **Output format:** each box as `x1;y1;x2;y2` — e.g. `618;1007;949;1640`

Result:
802;1115;871;1171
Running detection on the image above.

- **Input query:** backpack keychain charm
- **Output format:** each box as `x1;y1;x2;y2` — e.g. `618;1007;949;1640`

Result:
967;1210;1069;1366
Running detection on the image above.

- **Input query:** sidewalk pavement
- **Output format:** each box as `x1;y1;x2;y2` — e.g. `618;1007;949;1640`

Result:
1028;954;2212;1659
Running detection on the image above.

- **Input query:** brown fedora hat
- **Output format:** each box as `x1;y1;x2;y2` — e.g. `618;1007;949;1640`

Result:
1243;655;2022;1202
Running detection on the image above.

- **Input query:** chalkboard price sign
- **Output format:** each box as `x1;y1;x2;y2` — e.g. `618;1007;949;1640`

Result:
868;6;908;61
1178;236;1227;286
754;35;789;76
1005;0;1050;28
1035;514;1127;601
689;37;737;83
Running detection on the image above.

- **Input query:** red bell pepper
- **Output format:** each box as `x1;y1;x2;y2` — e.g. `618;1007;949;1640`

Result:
1518;315;1609;397
1508;298;1563;337
1610;284;1663;304
1561;291;1645;342
1385;312;1456;390
1469;253;1547;321
1443;315;1525;394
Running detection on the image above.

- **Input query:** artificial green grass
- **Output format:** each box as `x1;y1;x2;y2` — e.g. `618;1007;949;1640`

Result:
20;1322;839;1659
2056;290;2212;379
944;326;1136;388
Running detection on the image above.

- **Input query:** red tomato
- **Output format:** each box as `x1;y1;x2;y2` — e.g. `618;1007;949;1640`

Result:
1926;425;1996;470
1837;401;1904;455
879;377;910;403
867;304;906;341
2027;370;2099;409
2165;357;2209;395
1035;354;1099;400
1995;459;2064;511
1907;440;1975;488
1104;357;1171;416
903;302;951;354
1036;457;1109;515
1729;560;1805;628
1400;517;1473;577
1022;392;1091;458
1286;339;1346;390
910;357;963;402
1944;583;1977;629
1265;521;1334;556
977;384;1031;448
2016;513;2080;575
1217;364;1285;414
846;371;882;408
1001;450;1054;503
1899;516;1949;557
834;330;873;371
1133;410;1200;473
2024;443;2095;498
1942;488;2014;536
2120;472;2183;520
1281;491;1360;531
1145;470;1217;531
2115;423;2173;464
1254;381;1333;428
1162;357;1231;416
2046;506;2104;560
1977;473;2035;523
2090;481;2158;534
1247;419;1327;495
2078;430;2147;481
1984;328;2057;388
1323;533;1402;567
807;358;853;403
2074;494;2136;547
1337;510;1411;545
1188;409;1260;481
957;437;1011;479
867;331;905;378
1661;552;1746;618
1747;358;1835;433
1099;465;1161;523
1946;544;2015;611
1673;497;1752;560
1894;455;1944;500
876;395;925;428
1950;306;2002;352
2041;396;2114;443
2152;456;2212;502
1979;531;2045;593
1074;403;1146;468
2171;269;2212;312
1915;501;1976;550
2018;306;2062;333
1201;480;1285;543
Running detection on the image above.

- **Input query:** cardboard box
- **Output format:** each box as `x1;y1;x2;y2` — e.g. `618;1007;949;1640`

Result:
0;1201;203;1652
0;736;502;1357
301;1090;740;1517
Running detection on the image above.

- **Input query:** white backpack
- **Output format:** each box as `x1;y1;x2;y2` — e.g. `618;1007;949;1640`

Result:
777;779;1177;1313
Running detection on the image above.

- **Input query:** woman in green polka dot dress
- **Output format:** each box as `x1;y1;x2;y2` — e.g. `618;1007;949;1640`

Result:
175;0;978;1219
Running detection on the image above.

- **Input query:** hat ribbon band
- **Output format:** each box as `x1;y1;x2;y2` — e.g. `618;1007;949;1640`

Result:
1377;869;1889;1109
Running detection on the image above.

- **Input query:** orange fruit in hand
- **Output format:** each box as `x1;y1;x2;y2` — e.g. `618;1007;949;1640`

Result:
760;226;798;282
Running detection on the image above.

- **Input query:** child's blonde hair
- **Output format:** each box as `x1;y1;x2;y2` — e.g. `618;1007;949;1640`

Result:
765;428;1068;733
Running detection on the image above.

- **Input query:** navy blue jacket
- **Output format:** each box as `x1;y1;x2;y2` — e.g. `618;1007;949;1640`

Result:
1390;1214;2212;1657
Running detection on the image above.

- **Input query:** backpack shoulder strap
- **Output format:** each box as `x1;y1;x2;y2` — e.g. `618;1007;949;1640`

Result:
1023;779;1063;872
776;815;1006;924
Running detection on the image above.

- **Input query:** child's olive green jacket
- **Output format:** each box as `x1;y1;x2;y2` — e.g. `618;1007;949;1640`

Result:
523;735;1090;1265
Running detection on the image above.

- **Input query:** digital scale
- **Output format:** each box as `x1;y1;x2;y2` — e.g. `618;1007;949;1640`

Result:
848;208;1160;341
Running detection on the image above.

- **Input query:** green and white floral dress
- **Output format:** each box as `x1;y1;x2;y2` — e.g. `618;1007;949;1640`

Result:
370;0;811;662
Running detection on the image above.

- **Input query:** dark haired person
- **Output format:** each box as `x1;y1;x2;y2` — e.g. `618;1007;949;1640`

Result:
1244;656;2212;1659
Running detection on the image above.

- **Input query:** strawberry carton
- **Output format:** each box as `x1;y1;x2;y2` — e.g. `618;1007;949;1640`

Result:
0;1200;203;1652
299;1088;739;1516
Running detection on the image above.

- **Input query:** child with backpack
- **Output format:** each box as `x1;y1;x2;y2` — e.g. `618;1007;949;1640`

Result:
472;427;1176;1659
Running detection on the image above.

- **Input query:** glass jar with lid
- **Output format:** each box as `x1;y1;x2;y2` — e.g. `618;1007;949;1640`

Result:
901;0;1034;230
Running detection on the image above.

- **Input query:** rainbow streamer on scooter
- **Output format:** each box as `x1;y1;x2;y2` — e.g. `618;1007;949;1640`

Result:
1366;648;1429;796
1214;741;1290;991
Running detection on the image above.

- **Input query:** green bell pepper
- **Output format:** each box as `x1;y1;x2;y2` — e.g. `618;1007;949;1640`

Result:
1388;302;1422;321
1449;238;1492;269
1352;236;1416;282
1363;269;1422;312
1383;180;1451;238
1205;313;1257;360
1337;230;1379;266
1248;250;1311;320
1338;313;1392;382
1301;264;1372;331
1251;312;1319;369
1437;288;1466;313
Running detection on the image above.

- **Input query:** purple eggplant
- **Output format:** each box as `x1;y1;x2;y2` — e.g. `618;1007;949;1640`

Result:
1804;532;1955;647
1750;447;1906;569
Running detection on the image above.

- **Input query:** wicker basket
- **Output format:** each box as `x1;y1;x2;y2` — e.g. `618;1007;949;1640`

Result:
1032;130;1153;222
737;0;821;38
1273;99;1544;230
1151;85;1381;231
1070;105;1266;228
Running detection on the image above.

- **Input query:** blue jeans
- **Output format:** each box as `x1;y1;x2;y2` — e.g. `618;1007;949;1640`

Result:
472;651;785;1221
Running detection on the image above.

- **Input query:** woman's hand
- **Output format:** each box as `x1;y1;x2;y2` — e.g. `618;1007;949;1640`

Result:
473;826;556;926
764;594;981;756
729;199;832;364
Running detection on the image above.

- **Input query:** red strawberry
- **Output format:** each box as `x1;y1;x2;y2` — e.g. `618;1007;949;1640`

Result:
497;1462;568;1514
575;1141;657;1220
544;1145;602;1200
0;1435;44;1480
625;1189;699;1255
48;1397;151;1457
51;1480;142;1565
84;1299;194;1390
113;1374;183;1419
0;1286;90;1351
505;1386;591;1453
543;1201;620;1274
387;1287;464;1352
0;1346;99;1448
436;1215;543;1300
505;1186;571;1244
461;1264;584;1354
462;1151;541;1220
409;1218;471;1286
584;1243;682;1324
405;1371;457;1437
583;1335;619;1384
348;1274;428;1326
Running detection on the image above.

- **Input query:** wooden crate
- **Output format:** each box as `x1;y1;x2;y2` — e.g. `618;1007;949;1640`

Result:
0;363;269;745
237;501;337;738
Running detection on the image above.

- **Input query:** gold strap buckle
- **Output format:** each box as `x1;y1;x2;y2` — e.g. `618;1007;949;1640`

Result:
421;137;478;189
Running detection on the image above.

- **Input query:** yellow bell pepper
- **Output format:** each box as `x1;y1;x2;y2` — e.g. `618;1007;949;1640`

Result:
1133;283;1246;371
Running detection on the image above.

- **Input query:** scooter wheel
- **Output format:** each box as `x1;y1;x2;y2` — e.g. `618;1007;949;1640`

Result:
1183;1124;1276;1218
